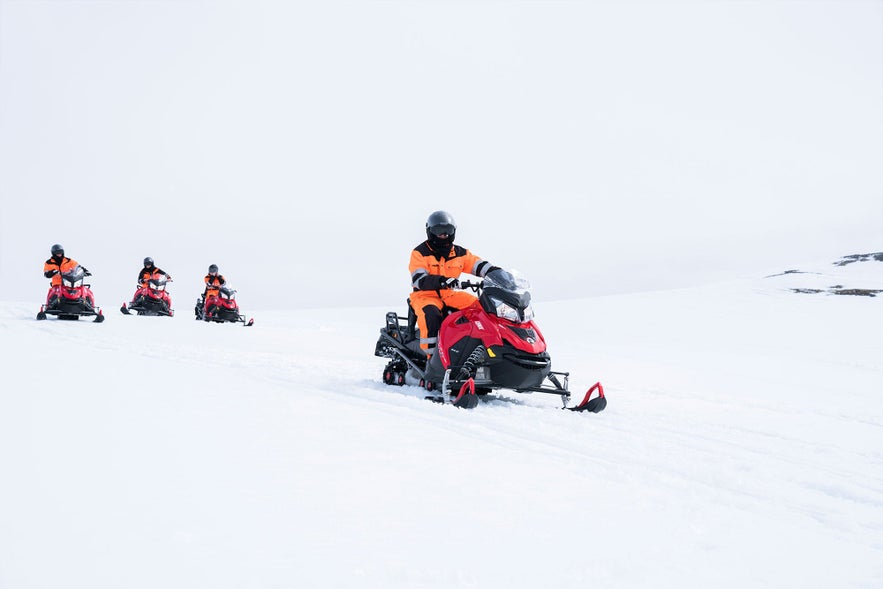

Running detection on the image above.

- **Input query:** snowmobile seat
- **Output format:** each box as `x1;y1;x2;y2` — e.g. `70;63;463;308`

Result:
382;307;423;356
378;299;464;361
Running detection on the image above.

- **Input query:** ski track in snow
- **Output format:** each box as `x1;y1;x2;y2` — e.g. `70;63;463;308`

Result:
1;271;882;588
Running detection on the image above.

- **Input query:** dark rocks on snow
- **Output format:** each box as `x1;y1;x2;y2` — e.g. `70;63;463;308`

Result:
834;252;883;266
779;252;882;298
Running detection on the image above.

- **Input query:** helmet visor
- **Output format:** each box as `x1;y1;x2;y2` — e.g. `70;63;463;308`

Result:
428;224;455;237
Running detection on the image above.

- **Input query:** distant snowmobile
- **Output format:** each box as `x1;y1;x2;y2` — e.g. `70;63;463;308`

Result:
37;265;105;323
121;274;174;316
195;286;253;326
374;269;605;411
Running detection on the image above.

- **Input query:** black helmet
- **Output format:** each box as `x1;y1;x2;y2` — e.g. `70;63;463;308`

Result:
425;211;456;250
208;264;219;274
143;257;154;267
51;244;64;257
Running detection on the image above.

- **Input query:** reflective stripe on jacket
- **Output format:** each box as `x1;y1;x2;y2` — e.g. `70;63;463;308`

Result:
409;242;492;290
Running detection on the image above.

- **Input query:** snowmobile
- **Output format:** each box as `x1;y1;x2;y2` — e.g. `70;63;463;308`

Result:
37;264;105;323
374;269;606;411
121;274;174;316
195;286;253;326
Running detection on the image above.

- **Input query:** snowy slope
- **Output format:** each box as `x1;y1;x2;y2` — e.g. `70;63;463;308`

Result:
1;258;882;588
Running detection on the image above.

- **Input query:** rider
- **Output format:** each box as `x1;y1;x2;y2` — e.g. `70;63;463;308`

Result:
43;244;83;286
409;211;499;357
137;257;172;286
201;264;226;318
203;264;225;297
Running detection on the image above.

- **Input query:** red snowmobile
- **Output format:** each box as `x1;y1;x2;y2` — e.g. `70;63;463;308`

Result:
195;286;253;326
121;274;174;316
37;265;105;323
374;269;605;411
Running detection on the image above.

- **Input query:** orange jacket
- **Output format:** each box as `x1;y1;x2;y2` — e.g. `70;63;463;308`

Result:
409;241;493;291
43;257;79;287
204;274;226;296
138;266;170;285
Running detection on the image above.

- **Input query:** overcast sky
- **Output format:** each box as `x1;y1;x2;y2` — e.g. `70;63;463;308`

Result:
1;0;881;309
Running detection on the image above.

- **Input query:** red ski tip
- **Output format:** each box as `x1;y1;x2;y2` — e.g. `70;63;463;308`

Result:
453;377;479;409
570;381;607;413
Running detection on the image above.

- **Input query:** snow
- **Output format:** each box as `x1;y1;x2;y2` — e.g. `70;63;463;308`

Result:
1;0;882;586
1;259;881;588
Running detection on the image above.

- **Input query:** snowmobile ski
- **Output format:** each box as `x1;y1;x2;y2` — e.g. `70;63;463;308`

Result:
452;378;479;409
568;382;607;413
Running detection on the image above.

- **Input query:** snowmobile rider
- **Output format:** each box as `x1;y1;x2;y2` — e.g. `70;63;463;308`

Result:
138;257;172;286
200;264;226;319
410;211;499;357
203;264;226;298
43;243;89;287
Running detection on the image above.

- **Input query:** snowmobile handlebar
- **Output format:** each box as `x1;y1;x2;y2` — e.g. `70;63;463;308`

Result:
458;280;483;293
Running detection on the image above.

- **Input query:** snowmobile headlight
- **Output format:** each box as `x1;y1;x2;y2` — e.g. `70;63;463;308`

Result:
67;278;84;288
490;297;534;323
154;283;166;292
522;305;534;323
490;297;520;323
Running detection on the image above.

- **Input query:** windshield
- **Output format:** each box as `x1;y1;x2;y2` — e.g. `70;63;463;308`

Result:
62;265;85;280
61;265;85;288
479;269;534;323
483;268;530;293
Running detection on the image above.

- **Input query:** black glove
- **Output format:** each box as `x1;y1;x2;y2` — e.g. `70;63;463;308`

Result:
82;268;92;276
44;270;58;278
419;275;443;290
420;275;459;290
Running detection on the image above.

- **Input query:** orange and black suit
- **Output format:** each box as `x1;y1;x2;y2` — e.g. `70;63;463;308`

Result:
409;241;496;354
138;266;170;286
204;273;226;297
43;256;80;287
